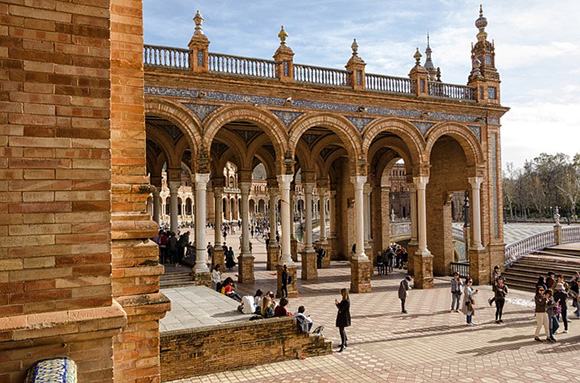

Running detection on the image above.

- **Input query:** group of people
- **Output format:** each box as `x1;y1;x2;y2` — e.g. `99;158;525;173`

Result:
376;244;408;275
152;230;192;266
534;271;580;342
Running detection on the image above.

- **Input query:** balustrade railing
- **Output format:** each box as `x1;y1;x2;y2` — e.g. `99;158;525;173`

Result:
452;227;465;241
365;73;413;94
562;226;580;243
144;45;190;70
428;81;476;101
504;230;555;266
224;187;241;194
208;53;277;79
294;64;350;87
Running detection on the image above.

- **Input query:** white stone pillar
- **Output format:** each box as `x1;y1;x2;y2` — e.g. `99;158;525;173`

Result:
413;176;430;254
194;174;210;272
278;174;294;264
351;176;368;260
269;188;278;243
318;188;327;244
240;182;251;255
364;183;372;246
304;183;314;250
329;190;336;237
152;187;160;225
468;176;484;250
168;181;180;234
408;183;418;244
214;187;223;246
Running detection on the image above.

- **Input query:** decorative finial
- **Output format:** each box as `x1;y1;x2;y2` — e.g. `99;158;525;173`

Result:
351;39;359;56
194;10;204;35
414;48;422;66
278;25;288;45
436;67;441;82
475;4;488;41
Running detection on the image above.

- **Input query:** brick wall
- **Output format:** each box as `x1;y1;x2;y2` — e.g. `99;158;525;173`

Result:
0;1;126;381
109;0;170;382
160;317;332;381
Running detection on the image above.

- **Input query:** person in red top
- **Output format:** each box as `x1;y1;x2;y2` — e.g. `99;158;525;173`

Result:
274;297;292;317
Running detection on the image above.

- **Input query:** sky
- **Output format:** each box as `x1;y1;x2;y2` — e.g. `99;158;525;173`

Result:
143;0;580;170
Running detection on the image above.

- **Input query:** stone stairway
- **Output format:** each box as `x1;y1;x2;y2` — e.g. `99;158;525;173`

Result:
160;267;195;288
503;248;580;292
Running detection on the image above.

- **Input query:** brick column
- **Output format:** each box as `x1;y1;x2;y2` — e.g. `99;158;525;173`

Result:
406;182;418;274
152;187;161;225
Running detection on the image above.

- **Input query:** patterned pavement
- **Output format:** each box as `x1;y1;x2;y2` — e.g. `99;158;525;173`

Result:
167;225;580;382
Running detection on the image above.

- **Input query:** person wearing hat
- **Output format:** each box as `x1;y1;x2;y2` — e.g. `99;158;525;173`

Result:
553;275;569;333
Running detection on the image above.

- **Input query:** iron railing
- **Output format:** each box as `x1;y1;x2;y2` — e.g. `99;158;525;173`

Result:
450;261;470;277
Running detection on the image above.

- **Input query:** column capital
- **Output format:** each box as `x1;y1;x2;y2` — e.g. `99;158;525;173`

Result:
239;181;251;194
168;181;180;192
329;190;337;198
317;187;327;196
152;187;161;196
468;176;484;189
406;182;416;193
194;173;210;187
214;186;224;195
413;176;429;190
303;182;314;194
277;174;293;190
350;175;367;189
363;183;372;195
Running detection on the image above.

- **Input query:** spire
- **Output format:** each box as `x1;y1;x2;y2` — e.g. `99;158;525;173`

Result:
424;32;437;80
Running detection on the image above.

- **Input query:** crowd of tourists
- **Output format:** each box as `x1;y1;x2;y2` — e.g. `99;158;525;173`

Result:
375;244;409;274
152;230;193;266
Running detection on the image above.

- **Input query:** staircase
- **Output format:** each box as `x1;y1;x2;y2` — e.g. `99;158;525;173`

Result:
503;248;580;292
160;266;195;288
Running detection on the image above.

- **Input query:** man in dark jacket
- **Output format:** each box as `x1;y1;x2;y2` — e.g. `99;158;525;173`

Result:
399;276;412;314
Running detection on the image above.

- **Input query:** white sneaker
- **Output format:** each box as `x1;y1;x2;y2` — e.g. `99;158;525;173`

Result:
563;330;568;333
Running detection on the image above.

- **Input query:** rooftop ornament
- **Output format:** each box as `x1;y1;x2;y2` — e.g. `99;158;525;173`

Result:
278;25;288;45
193;10;204;36
351;39;359;56
413;48;422;66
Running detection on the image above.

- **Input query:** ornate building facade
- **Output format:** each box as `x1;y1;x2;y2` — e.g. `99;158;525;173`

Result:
0;2;507;382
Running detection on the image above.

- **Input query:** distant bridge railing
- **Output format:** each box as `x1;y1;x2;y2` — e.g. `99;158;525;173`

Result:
294;64;350;87
144;44;190;70
365;73;413;94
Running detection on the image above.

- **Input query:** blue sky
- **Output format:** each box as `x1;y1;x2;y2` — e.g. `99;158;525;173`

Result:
143;0;580;169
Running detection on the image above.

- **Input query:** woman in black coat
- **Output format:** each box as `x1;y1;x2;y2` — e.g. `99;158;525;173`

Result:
335;288;351;352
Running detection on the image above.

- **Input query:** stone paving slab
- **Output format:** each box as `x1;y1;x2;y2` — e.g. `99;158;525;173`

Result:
160;286;252;332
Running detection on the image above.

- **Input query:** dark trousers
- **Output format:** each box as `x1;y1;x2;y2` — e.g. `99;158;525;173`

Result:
550;316;559;337
401;298;406;312
560;306;568;331
466;313;473;323
495;299;505;320
339;326;347;347
281;284;287;298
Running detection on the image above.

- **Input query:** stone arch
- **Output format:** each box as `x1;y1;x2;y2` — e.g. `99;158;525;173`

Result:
425;122;484;167
362;117;425;165
203;105;288;165
145;98;202;163
288;112;362;166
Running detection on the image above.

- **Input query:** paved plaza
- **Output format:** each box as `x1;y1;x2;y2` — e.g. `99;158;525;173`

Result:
166;224;580;383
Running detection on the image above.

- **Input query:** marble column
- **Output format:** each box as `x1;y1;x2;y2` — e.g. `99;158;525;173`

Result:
193;174;211;285
350;175;371;293
168;181;180;234
277;174;297;297
364;183;372;249
468;176;484;250
213;186;225;271
406;182;418;274
413;176;433;289
329;190;336;237
301;183;317;280
267;187;279;270
152;187;160;225
318;187;327;244
238;181;254;283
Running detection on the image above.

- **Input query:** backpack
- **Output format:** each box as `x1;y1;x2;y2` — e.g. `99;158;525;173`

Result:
295;315;308;333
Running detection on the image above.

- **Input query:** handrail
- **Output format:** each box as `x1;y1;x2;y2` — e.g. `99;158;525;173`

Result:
294;63;350;87
450;261;470;277
208;53;277;79
365;73;413;94
504;230;555;266
144;44;190;70
562;226;580;243
428;81;476;101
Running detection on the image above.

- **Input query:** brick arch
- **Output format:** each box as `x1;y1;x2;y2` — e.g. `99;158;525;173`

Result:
203;105;288;165
361;118;425;165
145;98;202;162
288;113;362;167
425;122;484;167
145;127;180;168
367;136;413;171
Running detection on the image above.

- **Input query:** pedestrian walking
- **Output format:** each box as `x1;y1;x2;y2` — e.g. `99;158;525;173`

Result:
335;288;351;352
546;290;559;342
553;278;569;333
398;276;412;314
534;285;550;342
488;265;501;306
494;277;508;323
450;272;463;312
281;264;290;298
461;278;478;325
